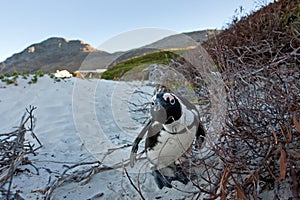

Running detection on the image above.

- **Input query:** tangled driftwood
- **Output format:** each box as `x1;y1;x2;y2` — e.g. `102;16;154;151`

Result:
0;106;42;200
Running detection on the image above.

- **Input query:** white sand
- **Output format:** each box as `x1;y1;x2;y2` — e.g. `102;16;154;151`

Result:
0;76;198;199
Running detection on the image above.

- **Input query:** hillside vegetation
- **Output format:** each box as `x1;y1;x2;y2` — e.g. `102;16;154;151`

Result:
204;0;299;66
101;50;182;80
200;0;300;199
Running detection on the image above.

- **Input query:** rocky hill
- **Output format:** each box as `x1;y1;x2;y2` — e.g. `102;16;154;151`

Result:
107;29;221;67
144;29;221;49
0;37;113;74
0;30;221;74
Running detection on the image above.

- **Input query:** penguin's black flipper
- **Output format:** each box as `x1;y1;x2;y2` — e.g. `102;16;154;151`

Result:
152;170;173;189
130;120;152;167
195;122;206;148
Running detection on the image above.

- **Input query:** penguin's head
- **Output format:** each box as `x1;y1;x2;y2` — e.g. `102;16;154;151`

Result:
150;92;182;124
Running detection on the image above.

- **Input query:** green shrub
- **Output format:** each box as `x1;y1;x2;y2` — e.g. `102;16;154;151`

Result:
35;70;44;77
48;73;55;79
28;75;38;84
101;50;179;80
21;71;28;79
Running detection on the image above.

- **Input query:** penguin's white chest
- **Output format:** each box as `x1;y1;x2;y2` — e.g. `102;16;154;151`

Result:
146;108;197;169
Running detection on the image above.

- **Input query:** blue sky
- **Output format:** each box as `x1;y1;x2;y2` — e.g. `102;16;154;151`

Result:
0;0;274;62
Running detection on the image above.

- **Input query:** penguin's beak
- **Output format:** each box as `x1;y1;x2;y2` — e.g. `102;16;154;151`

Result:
152;99;161;111
150;99;167;123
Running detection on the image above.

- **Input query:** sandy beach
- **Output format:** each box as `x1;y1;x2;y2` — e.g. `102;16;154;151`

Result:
0;76;200;199
0;71;289;200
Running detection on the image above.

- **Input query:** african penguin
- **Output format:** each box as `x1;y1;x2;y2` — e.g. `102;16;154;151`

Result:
130;91;205;189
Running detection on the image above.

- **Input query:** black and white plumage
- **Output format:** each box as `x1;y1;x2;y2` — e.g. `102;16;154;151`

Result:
130;91;205;189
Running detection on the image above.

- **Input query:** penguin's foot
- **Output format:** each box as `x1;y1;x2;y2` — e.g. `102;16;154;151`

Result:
152;170;173;189
174;165;189;185
152;166;190;189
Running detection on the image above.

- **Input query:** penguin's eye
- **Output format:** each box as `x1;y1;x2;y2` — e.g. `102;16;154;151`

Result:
170;98;175;105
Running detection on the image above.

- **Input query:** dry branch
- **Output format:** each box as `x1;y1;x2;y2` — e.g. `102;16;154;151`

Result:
43;146;133;199
0;106;42;199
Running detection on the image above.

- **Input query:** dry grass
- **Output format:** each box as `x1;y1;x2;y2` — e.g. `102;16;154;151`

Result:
200;0;300;199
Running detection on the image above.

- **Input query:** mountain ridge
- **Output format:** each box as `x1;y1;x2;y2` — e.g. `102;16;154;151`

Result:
0;30;221;74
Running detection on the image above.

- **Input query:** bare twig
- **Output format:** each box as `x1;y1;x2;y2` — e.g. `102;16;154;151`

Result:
124;167;146;200
0;106;41;199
